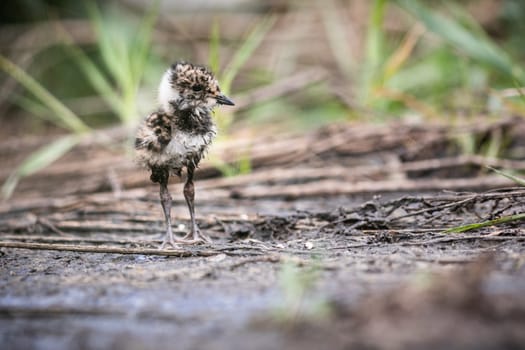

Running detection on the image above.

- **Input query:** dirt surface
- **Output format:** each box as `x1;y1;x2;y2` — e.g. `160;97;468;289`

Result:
1;119;525;349
2;190;525;350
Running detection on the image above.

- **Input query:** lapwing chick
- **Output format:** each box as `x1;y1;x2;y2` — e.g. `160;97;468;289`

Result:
135;62;234;249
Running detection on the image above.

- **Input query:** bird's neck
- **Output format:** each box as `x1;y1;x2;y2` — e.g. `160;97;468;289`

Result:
173;106;214;134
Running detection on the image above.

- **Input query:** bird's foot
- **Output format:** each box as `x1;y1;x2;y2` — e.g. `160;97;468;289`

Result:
158;228;181;250
179;225;212;244
159;238;181;250
158;225;212;248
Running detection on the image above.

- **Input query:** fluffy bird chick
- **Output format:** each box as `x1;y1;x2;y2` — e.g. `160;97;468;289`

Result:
135;62;234;249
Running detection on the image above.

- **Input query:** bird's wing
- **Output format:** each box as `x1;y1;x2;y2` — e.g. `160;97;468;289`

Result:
135;111;172;152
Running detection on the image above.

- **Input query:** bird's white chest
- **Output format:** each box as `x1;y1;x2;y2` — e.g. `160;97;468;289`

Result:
166;131;211;156
159;129;215;169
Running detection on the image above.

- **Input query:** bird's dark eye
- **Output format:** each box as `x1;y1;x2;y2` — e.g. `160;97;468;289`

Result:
192;84;203;92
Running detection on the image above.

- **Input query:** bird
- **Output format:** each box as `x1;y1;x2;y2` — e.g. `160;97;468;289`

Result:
135;61;234;249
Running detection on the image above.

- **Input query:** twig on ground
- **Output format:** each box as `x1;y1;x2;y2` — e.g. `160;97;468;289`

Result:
0;234;148;245
390;195;477;221
0;241;220;257
36;217;68;236
234;176;514;199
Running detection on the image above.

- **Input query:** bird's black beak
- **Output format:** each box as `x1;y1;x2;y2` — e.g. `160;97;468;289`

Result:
216;94;235;106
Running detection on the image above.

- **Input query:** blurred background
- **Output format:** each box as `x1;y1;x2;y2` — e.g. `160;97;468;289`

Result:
3;2;525;348
1;0;524;197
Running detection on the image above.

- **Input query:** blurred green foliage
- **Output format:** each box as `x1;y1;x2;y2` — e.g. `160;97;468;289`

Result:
3;0;525;128
1;0;525;195
1;1;159;197
71;1;158;126
209;15;276;134
274;259;331;323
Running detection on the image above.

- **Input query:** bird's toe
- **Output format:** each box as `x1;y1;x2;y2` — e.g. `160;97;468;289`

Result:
159;238;181;250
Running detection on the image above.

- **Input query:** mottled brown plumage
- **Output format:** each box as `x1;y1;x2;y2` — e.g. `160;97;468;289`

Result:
135;61;234;248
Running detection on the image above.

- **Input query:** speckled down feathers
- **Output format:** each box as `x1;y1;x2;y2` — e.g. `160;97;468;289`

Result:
134;61;220;175
135;110;216;172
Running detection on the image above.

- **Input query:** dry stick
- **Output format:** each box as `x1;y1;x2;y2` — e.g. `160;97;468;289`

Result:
234;176;514;199
318;216;368;231
0;306;126;317
1;232;299;253
411;188;525;203
0;241;220;257
0;240;274;256
53;221;160;232
0;234;149;245
0;304;192;321
361;228;439;234
214;243;272;252
36;217;68;236
328;243;379;250
390;195;478;222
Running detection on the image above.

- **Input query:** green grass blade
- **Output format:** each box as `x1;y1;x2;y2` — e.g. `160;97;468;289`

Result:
125;1;158;124
319;0;355;78
362;0;387;102
0;55;90;133
383;24;424;81
130;0;157;85
237;154;252;175
395;0;525;84
221;16;276;94
86;2;136;103
443;213;525;233
208;18;221;73
15;95;70;129
61;39;126;117
131;5;158;79
2;135;80;198
209;153;252;177
85;1;157;124
86;2;124;84
487;166;525;186
366;0;387;72
512;80;525;102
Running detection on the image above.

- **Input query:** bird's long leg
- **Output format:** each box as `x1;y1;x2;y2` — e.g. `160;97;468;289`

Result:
183;164;212;243
156;168;178;249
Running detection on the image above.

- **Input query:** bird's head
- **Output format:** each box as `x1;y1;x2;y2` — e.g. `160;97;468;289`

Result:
158;61;234;114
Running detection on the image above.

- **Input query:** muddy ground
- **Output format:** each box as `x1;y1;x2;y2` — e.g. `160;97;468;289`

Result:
1;119;525;349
